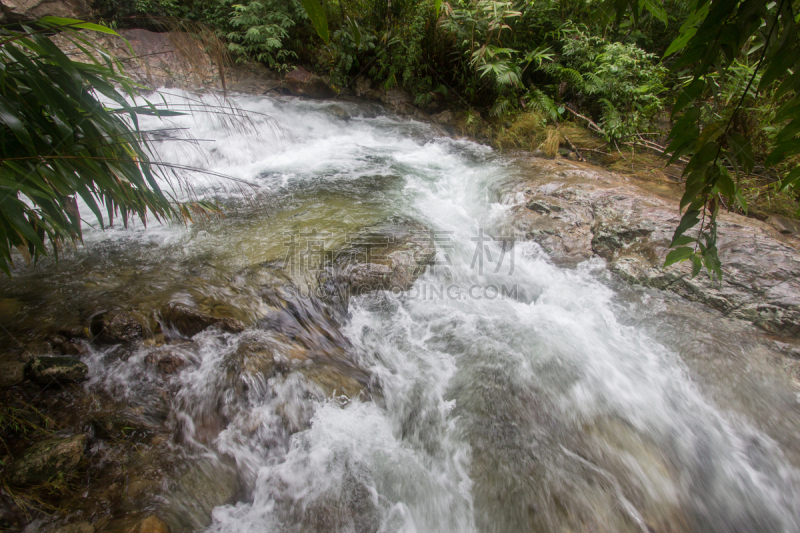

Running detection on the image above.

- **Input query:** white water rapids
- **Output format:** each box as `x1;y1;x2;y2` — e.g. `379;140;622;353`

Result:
70;92;800;532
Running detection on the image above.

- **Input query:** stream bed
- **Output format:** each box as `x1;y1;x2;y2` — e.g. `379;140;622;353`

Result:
2;93;800;533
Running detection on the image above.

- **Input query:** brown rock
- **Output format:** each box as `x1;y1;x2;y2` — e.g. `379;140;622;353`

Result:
145;351;187;374
380;87;415;115
0;0;91;23
159;303;245;338
57;325;89;340
431;110;454;126
284;67;334;99
0;360;25;388
92;312;143;344
5;434;86;486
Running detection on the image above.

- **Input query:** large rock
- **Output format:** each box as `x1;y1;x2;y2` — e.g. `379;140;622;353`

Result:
53;29;223;91
159;303;246;338
284;67;334;99
0;0;90;22
0;360;25;388
26;356;88;385
92;312;143;344
318;216;436;300
5;434;86;486
495;158;800;337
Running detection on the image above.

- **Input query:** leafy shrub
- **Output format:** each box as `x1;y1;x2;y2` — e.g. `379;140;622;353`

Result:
543;25;668;143
226;0;303;69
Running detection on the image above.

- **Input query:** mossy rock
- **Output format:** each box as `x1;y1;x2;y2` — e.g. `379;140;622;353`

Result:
26;356;88;385
5;434;86;486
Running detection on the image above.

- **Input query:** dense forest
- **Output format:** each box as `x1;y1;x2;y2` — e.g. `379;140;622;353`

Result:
2;0;800;277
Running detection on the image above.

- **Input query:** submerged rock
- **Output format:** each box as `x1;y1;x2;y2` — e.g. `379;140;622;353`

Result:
284;67;334;99
159;303;245;338
5;434;86;486
328;105;351;121
162;460;238;531
144;349;188;375
318;216;436;300
92;312;143;344
26;356;88;385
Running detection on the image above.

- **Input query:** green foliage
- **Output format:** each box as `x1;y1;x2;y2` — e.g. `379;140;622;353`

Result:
605;0;800;278
0;18;218;276
543;25;668;142
329;22;377;88
301;0;330;44
227;0;302;69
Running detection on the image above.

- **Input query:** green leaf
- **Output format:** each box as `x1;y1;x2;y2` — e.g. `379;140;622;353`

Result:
639;0;668;25
301;0;329;44
766;138;800;167
39;16;120;35
346;16;361;49
665;246;694;267
690;253;702;277
781;167;800;190
435;0;442;17
717;167;736;198
672;209;701;243
672;235;696;247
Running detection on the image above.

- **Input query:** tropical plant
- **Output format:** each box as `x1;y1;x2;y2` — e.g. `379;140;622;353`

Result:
0;17;218;276
226;0;302;69
604;0;800;279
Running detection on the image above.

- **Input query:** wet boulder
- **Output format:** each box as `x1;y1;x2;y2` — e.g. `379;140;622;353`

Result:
284;67;334;99
431;110;455;126
50;334;88;356
318;216;436;300
327;104;351;121
496;158;800;337
92;312;143;344
26;356;88;385
159;303;245;338
92;412;155;441
0;360;25;388
5;434;86;486
380;87;416;115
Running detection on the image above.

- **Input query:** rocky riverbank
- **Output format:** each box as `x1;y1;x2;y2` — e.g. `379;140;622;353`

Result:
0;212;437;531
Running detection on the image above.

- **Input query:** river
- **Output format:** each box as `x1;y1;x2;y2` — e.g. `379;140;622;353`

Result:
4;93;800;532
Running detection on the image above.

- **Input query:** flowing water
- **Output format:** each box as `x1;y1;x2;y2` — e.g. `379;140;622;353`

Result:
4;93;800;532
